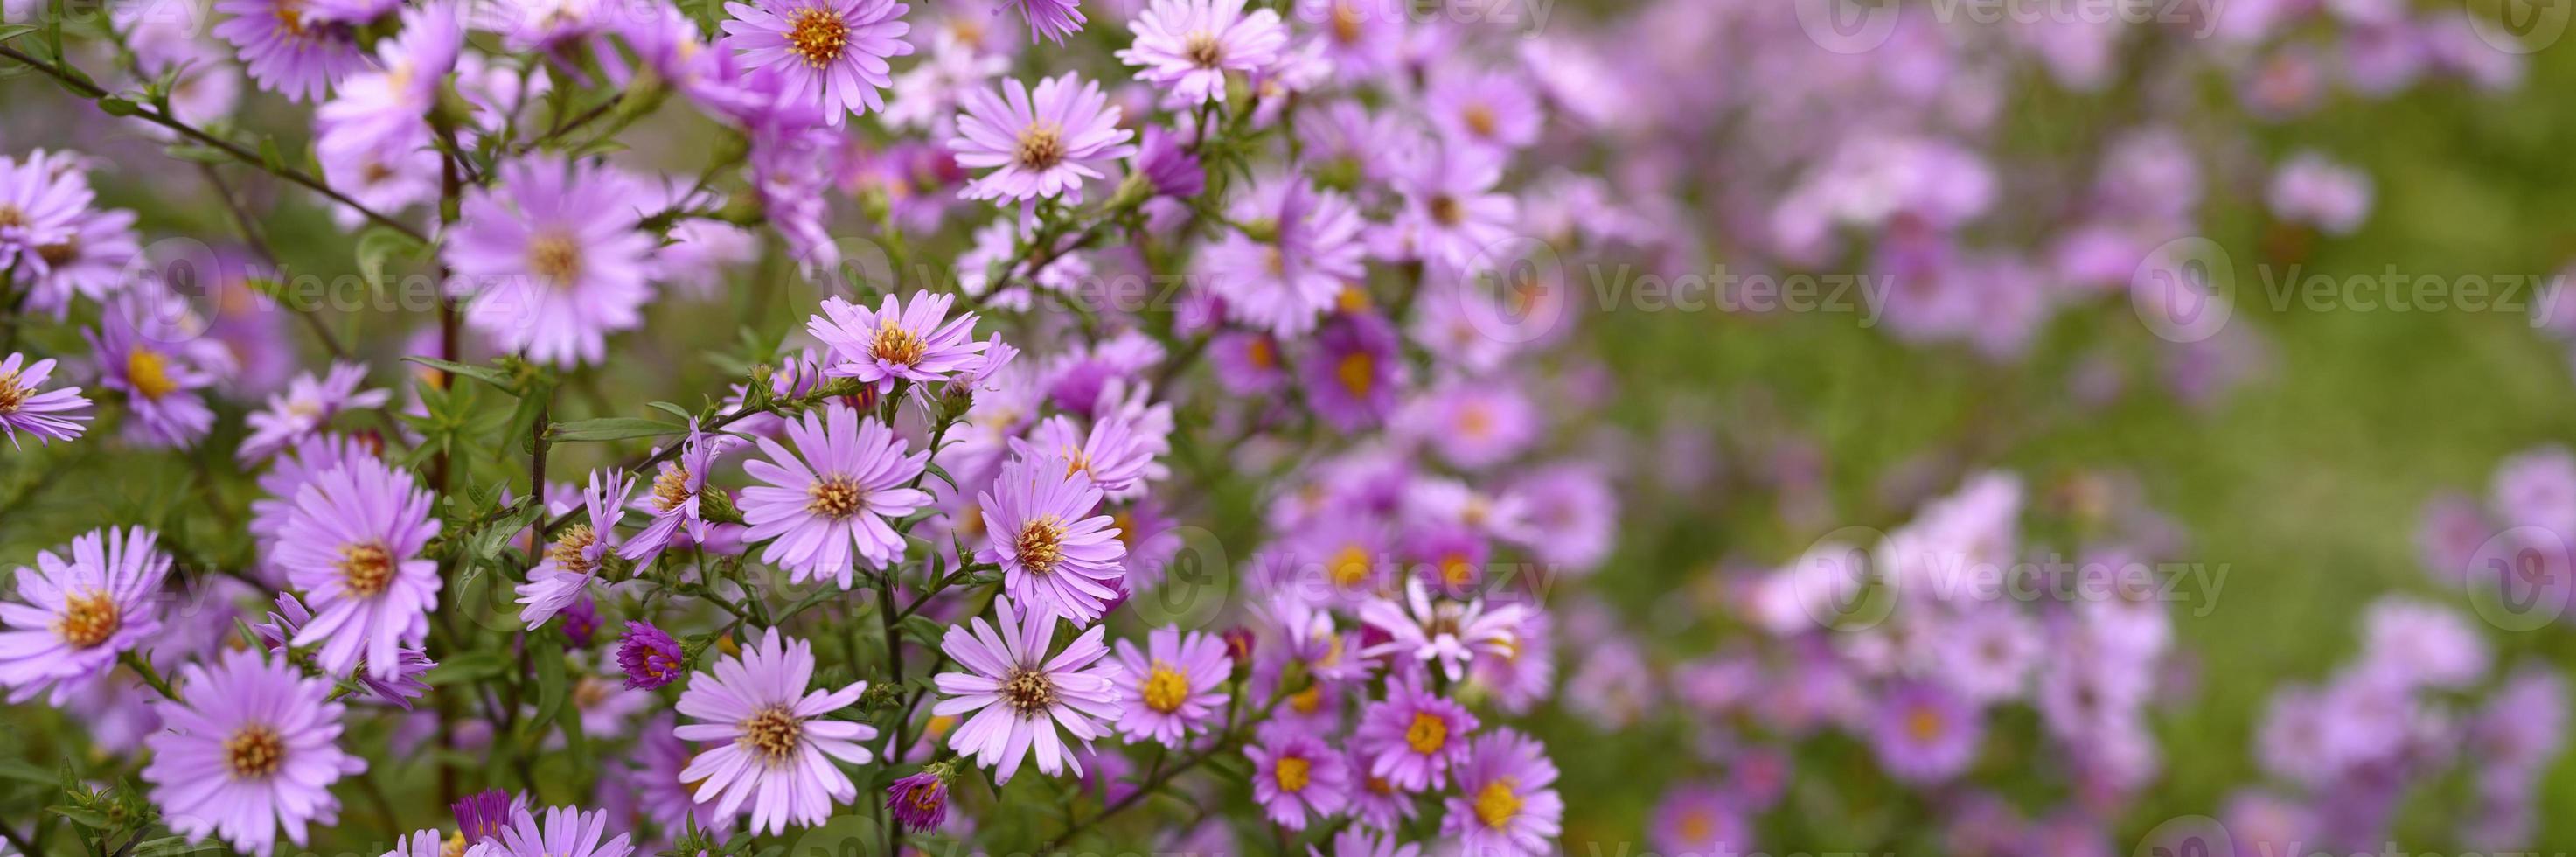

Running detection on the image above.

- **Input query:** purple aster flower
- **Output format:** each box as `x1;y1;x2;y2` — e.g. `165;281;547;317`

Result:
1109;626;1229;748
676;628;875;834
977;452;1127;623
1297;311;1403;432
212;0;366;102
719;0;914;127
1426;66;1542;154
622;419;728;570
252;434;376;585
453;789;519;844
631;712;733;840
1398;378;1536;471
257;592;435;708
1004;0;1085;43
0;150;89;271
143;648;365;854
379;828;449;857
517;470;637;630
617;620;686;690
1354;672;1478;791
741;405;930;587
1317;827;1420;857
238;361;391;463
461;805;633;857
1358;576;1527;683
1389;144;1518;275
0;352;90;446
1010;410;1166;500
1441;728;1563;857
19;206;139;316
1870;679;1982;784
2267;150;2373;236
1201;172;1367;338
1208;331;1288;394
1650;783;1747;856
884;770;949;832
274;453;442;681
86;301;219;449
1247;725;1350;829
808;291;991;394
313;1;462;161
953;73;1138;219
930;595;1123;783
561;596;602;648
445;156;655;367
1116;0;1286;104
0;527;170;704
1133;125;1204;198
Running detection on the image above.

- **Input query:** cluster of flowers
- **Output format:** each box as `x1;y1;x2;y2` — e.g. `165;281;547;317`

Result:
0;0;1638;850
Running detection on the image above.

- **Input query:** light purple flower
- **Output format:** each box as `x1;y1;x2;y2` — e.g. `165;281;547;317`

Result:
1298;311;1403;432
1110;626;1229;748
1201;172;1367;338
719;0;914;126
677;628;874;834
977;452;1128;622
1390;144;1518;275
517;470;637;630
87;302;220;449
953;73;1138;218
239;361;391;463
1426;66;1541;153
741;405;930;587
0;352;90;446
1869;679;1982;784
2267;150;2372;236
313;1;463;161
1316;826;1420;857
0;527;170;703
1116;0;1286;104
143;648;366;854
930;596;1123;783
1004;0;1086;43
257;592;435;708
1399;378;1536;470
445;156;655;367
19;206;139;315
1247;725;1350;829
274;453;442;680
809;291;991;394
622;420;728;570
212;0;366;101
1440;728;1563;857
0;150;90;270
460;805;633;857
1358;576;1526;683
1010;410;1166;500
1650;783;1745;856
1354;672;1477;791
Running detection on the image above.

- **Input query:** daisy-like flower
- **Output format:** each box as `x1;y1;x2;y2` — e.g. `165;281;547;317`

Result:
444;155;655;367
931;596;1123;783
1425;66;1542;154
977;452;1128;623
87;304;220;449
0;352;90;446
1201;173;1368;338
953;73;1138;219
1358;575;1528;683
212;0;366;102
1110;626;1229;748
380;828;450;857
1297;311;1403;433
1870;679;1982;784
631;712;734;840
460;805;634;857
1319;826;1422;857
20;206;140;316
740;405;930;587
808;291;991;394
238;362;391;463
1390;144;1519;275
1354;672;1479;791
1004;0;1085;43
1439;728;1564;857
1246;725;1350;830
719;0;914;126
884;770;949;832
677;628;875;834
516;470;636;630
1116;0;1287;104
0;150;89;269
1010;411;1167;499
275;453;442;680
616;621;686;690
313;0;463;161
143;648;366;854
256;593;435;709
621;419;726;570
0;527;171;703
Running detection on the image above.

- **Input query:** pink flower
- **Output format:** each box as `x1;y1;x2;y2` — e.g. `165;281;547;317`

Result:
676;628;874;834
931;596;1122;783
740;405;930;588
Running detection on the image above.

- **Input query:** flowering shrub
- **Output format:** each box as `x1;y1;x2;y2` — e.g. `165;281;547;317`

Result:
0;0;2569;854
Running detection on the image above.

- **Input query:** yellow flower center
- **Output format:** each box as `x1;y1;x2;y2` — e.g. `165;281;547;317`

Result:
55;589;120;648
36;235;75;267
1183;31;1222;67
0;369;29;414
1472;778;1521;828
1335;352;1375;398
439;833;467;857
1455;403;1493;439
1140;661;1189;713
1439;554;1475;588
652;465;692;512
1906;705;1944;742
126;348;179;401
1245;336;1277;370
527;231;584;286
1273;755;1312;792
1429;194;1464;226
1329;1;1363;44
1016;515;1066;574
338;541;395;598
0;205;24;228
805;476;865;519
1288;683;1323;714
741;706;802;765
547;524;596;576
872;323;928;366
1327;544;1372;588
786;6;848;67
224;724;286;779
1003;667;1056;714
1463;104;1499;139
1403;711;1447;754
1015;122;1066;171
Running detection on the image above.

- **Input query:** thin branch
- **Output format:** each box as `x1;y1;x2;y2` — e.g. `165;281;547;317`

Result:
196;162;352;359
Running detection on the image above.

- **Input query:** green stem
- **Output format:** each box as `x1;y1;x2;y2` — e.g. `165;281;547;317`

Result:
118;652;178;701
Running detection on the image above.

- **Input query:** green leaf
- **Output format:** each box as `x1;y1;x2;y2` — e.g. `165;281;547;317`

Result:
428;651;506;686
94;96;140;116
402;356;518;391
0;24;39;43
549;416;685;442
258;136;288;174
645;401;697;422
520;650;568;742
897;614;948;647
